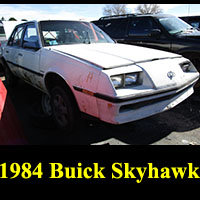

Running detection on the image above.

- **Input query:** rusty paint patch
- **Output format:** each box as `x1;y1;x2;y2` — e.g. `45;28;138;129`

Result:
82;89;94;96
107;103;113;109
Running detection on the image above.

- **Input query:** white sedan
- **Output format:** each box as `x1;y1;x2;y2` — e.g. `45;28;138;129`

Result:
0;20;199;132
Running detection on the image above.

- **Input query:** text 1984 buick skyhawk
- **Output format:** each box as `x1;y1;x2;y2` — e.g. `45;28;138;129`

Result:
0;20;199;132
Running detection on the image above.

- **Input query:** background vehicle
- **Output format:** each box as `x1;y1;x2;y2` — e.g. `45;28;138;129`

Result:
180;15;200;30
0;21;6;73
92;14;200;73
0;21;6;41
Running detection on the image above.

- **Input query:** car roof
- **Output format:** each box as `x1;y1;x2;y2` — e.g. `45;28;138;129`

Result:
98;13;175;21
18;19;89;24
180;15;200;19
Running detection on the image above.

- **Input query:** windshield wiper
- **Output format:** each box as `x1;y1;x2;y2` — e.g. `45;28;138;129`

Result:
186;27;195;30
174;28;194;35
173;30;184;35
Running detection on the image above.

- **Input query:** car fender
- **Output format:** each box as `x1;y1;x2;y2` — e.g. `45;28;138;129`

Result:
176;46;200;56
44;63;103;118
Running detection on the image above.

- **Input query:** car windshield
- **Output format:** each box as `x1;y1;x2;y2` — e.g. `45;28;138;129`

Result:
158;16;194;35
39;20;114;46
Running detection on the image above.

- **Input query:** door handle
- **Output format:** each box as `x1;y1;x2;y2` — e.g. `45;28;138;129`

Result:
18;53;23;57
5;50;9;54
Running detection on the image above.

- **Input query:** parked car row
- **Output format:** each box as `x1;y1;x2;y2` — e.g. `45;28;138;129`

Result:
0;16;199;133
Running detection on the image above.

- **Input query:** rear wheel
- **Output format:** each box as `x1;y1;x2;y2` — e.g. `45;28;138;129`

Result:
50;86;79;133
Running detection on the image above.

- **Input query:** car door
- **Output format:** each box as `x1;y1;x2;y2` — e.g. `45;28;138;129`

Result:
17;23;42;88
125;17;171;52
4;25;26;78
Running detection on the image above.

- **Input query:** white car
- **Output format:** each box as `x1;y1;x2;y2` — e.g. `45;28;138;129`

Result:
0;20;199;132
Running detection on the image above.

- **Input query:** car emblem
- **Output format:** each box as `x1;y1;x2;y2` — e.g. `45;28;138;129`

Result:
167;71;176;80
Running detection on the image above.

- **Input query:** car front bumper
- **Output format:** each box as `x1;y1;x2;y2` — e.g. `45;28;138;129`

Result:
73;75;198;125
95;80;196;125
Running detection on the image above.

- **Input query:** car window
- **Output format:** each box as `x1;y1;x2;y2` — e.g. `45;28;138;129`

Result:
23;24;38;42
103;19;128;38
191;22;200;29
8;26;25;47
158;16;192;35
128;17;159;36
22;23;40;49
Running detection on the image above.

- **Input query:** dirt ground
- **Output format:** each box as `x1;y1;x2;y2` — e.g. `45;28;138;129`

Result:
1;75;200;145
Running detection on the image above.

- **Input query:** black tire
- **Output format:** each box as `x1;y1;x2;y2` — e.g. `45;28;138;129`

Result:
50;86;79;133
4;66;18;88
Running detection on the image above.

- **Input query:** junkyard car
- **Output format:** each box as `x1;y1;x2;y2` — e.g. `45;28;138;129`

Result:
0;20;199;132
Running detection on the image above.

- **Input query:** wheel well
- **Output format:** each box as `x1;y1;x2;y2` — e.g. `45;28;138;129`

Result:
44;73;79;109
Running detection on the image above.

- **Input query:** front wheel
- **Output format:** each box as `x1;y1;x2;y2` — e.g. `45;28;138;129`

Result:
50;86;79;133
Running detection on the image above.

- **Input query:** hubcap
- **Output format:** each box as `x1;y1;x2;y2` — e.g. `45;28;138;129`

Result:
53;94;69;127
41;94;52;116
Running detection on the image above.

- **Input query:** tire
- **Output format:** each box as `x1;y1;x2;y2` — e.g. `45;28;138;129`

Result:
50;86;79;133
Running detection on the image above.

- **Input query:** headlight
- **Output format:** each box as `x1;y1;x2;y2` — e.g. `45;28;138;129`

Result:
180;61;196;72
111;72;141;89
124;73;139;86
110;75;123;88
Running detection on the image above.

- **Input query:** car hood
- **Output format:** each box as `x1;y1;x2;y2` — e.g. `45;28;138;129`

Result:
50;43;180;69
177;29;200;39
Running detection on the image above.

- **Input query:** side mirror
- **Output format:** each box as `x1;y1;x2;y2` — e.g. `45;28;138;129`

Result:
150;29;161;37
23;41;40;50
